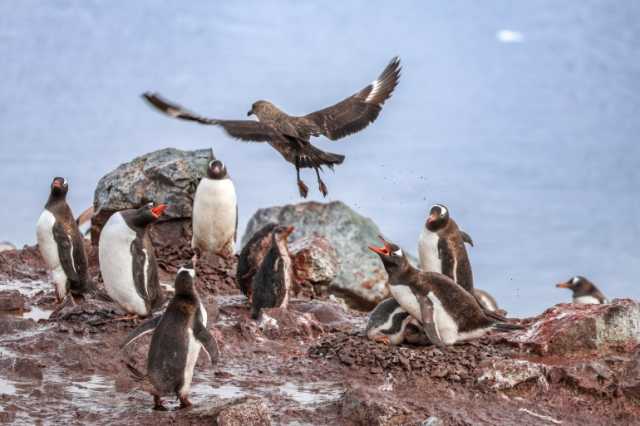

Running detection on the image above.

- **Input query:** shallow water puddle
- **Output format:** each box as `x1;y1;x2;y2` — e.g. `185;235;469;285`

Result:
278;381;343;406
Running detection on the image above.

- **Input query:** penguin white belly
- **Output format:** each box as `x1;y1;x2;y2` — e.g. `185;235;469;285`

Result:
418;229;441;273
427;292;459;345
179;303;207;397
36;210;67;300
99;213;147;315
192;179;237;254
367;305;412;345
574;296;601;305
389;285;422;321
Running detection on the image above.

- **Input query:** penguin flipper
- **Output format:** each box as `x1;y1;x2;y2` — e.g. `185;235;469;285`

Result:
418;296;446;348
130;239;152;303
52;222;79;282
120;315;162;349
459;230;474;247
193;318;219;366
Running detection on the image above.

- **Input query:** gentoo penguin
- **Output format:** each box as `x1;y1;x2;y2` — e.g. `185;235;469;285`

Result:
192;160;237;257
99;203;166;317
418;204;473;293
473;288;500;313
36;177;94;302
121;265;219;410
556;276;608;304
369;236;520;346
366;298;430;346
250;225;295;319
236;223;278;300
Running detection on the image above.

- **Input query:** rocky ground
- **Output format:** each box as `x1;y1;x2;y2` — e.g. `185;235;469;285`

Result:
1;241;640;426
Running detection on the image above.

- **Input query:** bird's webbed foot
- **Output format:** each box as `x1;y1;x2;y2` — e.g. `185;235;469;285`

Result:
297;179;309;198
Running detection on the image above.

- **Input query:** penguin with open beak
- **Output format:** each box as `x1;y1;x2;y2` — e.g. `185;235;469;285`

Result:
369;236;521;346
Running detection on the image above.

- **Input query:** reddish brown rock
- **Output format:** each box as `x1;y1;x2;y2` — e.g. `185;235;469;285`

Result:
289;235;339;296
0;290;26;312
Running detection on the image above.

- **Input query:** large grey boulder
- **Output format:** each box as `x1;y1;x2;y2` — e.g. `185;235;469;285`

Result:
242;201;389;310
91;148;213;242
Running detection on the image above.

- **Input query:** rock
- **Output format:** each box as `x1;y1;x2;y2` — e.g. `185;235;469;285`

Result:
243;201;389;309
339;386;412;425
621;348;640;401
477;359;548;391
216;397;271;426
505;299;640;355
421;417;444;426
91;148;213;243
0;290;26;312
0;241;16;253
289;235;339;296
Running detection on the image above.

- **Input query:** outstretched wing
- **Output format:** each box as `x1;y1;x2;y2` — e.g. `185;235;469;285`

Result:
142;92;282;143
302;57;401;141
120;315;162;349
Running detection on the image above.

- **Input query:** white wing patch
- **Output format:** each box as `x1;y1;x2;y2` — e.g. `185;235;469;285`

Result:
366;79;382;103
142;248;149;297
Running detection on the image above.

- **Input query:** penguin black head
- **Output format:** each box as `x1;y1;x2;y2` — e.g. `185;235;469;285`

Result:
175;265;196;296
368;235;410;273
207;160;228;180
132;202;167;227
426;204;449;231
49;177;69;198
556;276;597;297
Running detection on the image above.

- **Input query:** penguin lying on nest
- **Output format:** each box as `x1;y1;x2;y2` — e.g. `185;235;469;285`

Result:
369;236;522;347
250;225;295;320
556;276;608;304
366;298;430;346
121;264;219;410
36;177;96;303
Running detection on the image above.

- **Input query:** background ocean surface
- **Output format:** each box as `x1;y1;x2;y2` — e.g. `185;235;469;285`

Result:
1;1;638;316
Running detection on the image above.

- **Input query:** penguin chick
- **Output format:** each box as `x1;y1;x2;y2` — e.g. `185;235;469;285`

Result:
236;223;278;300
556;276;608;304
36;177;95;302
99;202;166;316
121;264;219;410
250;225;295;320
366;298;426;345
192;160;237;257
370;235;521;346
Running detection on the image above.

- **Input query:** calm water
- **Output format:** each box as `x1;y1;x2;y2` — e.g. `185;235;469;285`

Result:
1;1;639;316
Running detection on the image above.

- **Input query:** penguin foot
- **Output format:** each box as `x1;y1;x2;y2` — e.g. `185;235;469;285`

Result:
373;335;391;346
153;396;167;411
297;180;309;198
178;396;192;409
318;180;328;197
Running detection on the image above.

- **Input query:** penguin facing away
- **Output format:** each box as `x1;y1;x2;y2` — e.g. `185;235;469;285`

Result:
366;298;430;346
192;160;237;257
99;203;166;317
236;223;278;300
250;225;295;320
556;276;608;304
418;204;473;293
36;177;94;302
370;236;521;346
121;265;219;410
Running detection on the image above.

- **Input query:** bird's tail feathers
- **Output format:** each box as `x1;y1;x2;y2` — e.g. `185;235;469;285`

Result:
300;144;345;169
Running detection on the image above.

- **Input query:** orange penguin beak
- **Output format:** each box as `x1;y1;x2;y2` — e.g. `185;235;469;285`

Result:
151;204;167;218
52;180;62;188
368;235;392;256
284;226;295;237
426;212;438;226
556;282;571;289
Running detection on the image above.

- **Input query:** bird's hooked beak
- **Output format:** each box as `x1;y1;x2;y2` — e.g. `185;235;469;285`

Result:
151;204;167;218
556;281;571;289
368;235;392;256
247;108;254;117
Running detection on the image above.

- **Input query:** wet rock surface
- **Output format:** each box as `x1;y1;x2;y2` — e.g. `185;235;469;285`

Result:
290;235;339;297
243;201;390;310
1;244;640;424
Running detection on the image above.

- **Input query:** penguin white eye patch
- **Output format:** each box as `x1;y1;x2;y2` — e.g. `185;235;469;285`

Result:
393;248;403;256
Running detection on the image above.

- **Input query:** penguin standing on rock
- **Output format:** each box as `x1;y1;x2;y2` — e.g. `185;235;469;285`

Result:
418;204;473;292
556;276;608;304
192;160;237;257
36;177;94;302
251;225;295;320
237;223;278;300
121;264;219;410
370;236;521;346
99;203;166;317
